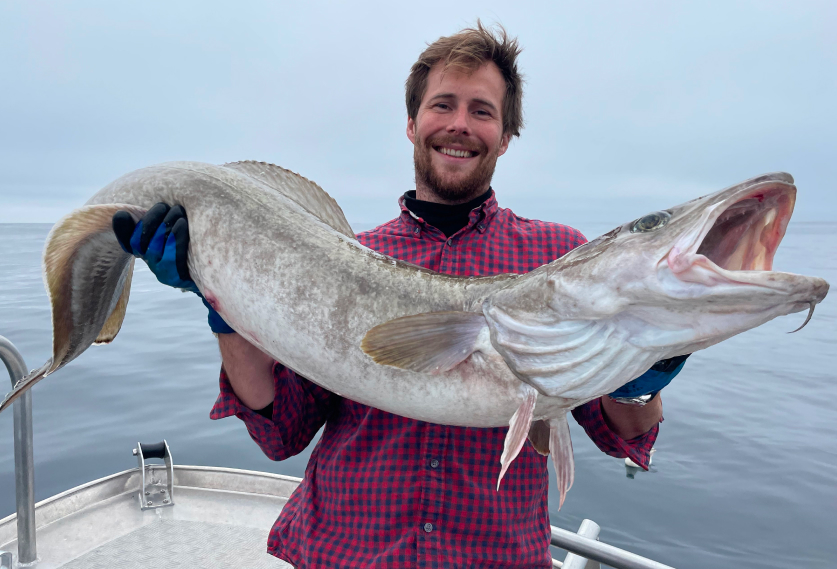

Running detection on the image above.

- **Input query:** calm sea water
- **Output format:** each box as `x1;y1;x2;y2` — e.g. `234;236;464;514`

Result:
0;222;835;567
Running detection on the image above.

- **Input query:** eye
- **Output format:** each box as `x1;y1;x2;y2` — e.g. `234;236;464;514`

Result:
631;211;671;233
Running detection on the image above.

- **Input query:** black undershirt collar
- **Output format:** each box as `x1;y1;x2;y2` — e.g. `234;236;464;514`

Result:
403;188;492;238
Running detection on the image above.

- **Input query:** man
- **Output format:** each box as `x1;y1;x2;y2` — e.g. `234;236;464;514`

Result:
114;22;685;569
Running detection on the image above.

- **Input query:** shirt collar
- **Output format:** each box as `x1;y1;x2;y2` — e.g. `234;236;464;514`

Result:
398;189;498;235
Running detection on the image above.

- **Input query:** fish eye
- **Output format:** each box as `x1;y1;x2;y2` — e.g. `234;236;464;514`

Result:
631;211;671;233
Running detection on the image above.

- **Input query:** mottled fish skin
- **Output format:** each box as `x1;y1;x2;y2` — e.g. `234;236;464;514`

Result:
83;162;533;427
0;162;828;507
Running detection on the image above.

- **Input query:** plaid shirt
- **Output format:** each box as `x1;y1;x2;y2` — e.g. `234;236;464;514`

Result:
211;191;658;568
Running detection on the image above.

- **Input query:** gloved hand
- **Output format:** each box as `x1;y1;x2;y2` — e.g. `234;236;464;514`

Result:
609;354;690;400
112;203;235;334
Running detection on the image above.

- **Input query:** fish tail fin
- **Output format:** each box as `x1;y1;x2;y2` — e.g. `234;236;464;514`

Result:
0;362;51;414
1;204;143;415
549;414;575;510
44;203;143;361
95;259;134;345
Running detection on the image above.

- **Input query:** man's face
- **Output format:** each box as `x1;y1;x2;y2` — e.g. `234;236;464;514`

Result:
407;61;511;204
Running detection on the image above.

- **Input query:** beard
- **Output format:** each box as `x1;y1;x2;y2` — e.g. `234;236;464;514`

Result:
413;133;501;203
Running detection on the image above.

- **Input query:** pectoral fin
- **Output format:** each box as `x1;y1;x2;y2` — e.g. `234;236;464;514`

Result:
549;415;575;510
361;311;487;373
497;386;538;490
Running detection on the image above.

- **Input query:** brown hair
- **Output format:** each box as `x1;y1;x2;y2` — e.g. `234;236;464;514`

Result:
406;21;524;137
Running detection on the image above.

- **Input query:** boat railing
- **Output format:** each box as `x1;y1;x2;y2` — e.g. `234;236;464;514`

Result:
0;336;36;566
0;335;674;569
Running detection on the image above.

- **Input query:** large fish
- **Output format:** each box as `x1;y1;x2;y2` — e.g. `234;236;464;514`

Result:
1;162;828;506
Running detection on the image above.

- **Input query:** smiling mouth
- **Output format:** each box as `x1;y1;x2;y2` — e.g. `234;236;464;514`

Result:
434;146;478;159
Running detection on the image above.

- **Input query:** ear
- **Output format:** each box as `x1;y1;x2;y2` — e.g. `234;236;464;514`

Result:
497;133;512;157
406;116;417;145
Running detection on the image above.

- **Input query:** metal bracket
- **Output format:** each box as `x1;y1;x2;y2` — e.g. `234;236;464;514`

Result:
132;440;175;510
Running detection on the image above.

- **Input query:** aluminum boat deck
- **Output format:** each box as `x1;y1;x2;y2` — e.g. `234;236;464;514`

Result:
0;465;295;568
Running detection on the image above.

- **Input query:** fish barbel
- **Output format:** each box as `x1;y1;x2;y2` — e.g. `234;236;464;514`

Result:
1;162;828;507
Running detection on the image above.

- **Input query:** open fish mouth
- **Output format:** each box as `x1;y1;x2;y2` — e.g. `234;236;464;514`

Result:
666;177;800;290
695;182;795;273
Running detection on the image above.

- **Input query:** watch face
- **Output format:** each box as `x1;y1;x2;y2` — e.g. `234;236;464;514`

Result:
609;393;656;406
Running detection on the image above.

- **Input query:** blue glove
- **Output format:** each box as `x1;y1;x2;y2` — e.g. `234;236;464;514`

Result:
112;203;235;334
609;354;690;399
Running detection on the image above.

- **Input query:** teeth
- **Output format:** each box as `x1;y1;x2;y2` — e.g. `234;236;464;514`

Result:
439;147;475;158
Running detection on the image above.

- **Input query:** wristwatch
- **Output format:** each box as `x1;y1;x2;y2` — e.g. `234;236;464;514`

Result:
607;392;658;406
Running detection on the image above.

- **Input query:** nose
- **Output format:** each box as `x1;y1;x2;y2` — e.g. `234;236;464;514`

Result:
446;106;470;136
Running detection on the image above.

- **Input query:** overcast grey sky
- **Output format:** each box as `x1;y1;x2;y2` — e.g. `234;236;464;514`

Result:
1;0;834;232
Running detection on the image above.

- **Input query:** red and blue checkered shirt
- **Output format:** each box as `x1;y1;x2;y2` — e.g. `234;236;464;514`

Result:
211;191;658;568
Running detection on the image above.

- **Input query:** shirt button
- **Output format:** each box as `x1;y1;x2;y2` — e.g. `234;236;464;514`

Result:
413;227;420;236
430;459;439;468
446;239;453;247
424;523;433;533
477;223;485;231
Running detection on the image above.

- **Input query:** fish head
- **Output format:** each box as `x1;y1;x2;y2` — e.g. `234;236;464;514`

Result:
544;172;829;355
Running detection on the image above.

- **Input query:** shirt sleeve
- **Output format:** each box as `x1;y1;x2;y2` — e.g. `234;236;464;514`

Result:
571;398;659;469
210;362;340;461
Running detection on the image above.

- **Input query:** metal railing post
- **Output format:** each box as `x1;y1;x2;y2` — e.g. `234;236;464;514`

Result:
0;336;37;564
562;519;601;569
551;524;675;569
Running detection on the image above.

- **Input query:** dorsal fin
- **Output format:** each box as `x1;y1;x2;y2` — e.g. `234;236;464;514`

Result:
222;161;355;238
